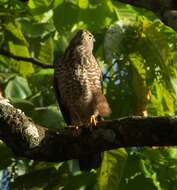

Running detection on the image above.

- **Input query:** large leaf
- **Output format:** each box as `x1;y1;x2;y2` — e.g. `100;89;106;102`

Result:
148;83;175;115
31;37;54;64
3;21;35;76
96;149;128;190
4;22;28;46
17;18;55;39
32;105;65;128
141;148;177;189
28;70;55;107
5;76;32;100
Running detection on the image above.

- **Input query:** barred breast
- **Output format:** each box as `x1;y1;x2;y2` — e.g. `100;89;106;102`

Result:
55;58;95;125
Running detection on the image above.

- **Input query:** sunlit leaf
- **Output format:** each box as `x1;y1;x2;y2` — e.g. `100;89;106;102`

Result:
96;149;128;190
78;0;89;9
6;41;34;76
28;0;59;15
4;22;28;46
17;18;55;38
35;37;54;63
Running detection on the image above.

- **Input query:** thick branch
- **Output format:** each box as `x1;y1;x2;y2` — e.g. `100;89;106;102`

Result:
0;49;54;68
117;0;177;31
0;96;177;162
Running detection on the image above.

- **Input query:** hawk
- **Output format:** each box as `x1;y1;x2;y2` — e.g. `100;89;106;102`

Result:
54;30;111;171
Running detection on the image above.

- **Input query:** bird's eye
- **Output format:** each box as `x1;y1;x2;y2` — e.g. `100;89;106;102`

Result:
88;34;92;39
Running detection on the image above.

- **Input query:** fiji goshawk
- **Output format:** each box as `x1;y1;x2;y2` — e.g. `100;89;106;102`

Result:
54;30;111;171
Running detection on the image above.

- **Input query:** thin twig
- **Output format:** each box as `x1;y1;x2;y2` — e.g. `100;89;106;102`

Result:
0;49;54;69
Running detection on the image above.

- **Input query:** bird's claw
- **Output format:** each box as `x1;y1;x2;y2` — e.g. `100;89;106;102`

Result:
90;115;97;127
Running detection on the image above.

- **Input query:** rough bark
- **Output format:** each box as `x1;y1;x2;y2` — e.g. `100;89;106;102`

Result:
0;96;177;162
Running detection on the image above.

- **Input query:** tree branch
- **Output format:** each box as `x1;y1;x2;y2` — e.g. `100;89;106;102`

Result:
117;0;177;31
0;49;54;69
0;95;177;162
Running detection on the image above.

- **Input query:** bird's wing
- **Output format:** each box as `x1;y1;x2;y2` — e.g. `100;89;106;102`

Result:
53;75;71;125
91;55;103;90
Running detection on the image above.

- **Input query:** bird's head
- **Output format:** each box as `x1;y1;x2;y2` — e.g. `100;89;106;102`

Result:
71;30;95;51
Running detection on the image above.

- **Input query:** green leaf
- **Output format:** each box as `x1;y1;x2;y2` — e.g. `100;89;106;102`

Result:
32;37;54;63
4;22;28;46
148;83;175;115
10;167;58;189
35;68;53;75
53;0;116;33
104;15;172;84
28;71;55;107
8;41;29;56
11;98;34;117
53;2;79;33
7;42;34;76
18;61;35;76
17;18;55;38
0;32;4;47
170;77;177;96
5;76;32;100
78;0;89;9
120;174;158;190
141;148;177;189
28;0;63;15
28;0;55;15
52;0;64;8
63;172;96;190
96;149;128;190
119;150;160;190
0;141;13;169
140;159;162;190
104;14;177;116
32;105;65;128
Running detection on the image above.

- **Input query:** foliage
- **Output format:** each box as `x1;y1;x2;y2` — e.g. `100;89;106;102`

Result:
0;0;177;189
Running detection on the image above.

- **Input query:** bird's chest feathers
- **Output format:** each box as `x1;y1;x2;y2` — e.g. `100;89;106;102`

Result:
59;50;97;106
71;64;92;103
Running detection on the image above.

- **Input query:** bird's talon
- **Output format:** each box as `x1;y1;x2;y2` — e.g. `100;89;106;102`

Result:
90;115;97;127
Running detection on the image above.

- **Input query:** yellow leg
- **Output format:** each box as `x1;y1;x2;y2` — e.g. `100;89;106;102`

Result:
90;115;97;126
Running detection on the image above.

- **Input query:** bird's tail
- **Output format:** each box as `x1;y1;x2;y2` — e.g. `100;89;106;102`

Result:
94;90;111;117
79;152;102;171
